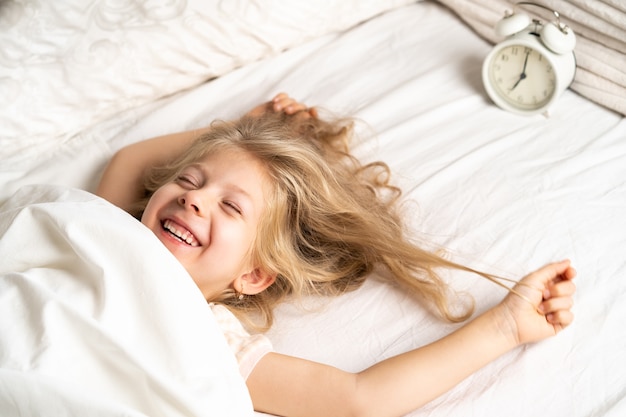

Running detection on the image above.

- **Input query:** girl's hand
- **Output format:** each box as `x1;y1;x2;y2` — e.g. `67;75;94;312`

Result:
247;93;318;119
496;260;577;346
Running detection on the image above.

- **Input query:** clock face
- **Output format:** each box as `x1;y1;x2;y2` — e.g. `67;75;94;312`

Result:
487;45;556;110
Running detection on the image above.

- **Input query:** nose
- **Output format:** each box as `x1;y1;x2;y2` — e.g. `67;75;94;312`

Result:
178;190;203;214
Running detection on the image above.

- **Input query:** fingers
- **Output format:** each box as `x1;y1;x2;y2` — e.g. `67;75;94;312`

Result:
533;261;577;331
539;291;574;316
246;93;317;120
271;93;317;118
543;305;574;329
500;260;577;344
531;259;575;284
524;260;575;296
561;264;577;281
544;276;576;299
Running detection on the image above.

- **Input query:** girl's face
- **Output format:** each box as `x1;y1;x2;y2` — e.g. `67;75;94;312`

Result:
141;148;271;299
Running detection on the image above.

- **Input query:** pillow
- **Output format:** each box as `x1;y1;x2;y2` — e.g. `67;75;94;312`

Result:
0;0;416;162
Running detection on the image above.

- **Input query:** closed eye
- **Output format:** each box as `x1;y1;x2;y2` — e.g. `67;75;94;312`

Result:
176;174;199;189
223;201;242;215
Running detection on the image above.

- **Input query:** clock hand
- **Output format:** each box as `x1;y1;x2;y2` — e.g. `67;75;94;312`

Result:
510;50;530;91
510;72;526;90
520;50;530;74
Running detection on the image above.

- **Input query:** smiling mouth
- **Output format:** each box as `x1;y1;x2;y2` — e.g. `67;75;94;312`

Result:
162;219;200;247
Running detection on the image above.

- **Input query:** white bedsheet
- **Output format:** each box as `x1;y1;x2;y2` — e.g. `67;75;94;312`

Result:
0;186;253;417
1;1;626;416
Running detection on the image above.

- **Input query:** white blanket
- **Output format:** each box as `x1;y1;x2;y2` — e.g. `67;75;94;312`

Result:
0;185;253;417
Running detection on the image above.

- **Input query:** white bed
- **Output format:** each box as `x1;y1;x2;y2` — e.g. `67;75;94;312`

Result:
1;1;625;416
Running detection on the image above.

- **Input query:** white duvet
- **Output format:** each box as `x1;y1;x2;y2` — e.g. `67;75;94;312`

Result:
0;185;253;417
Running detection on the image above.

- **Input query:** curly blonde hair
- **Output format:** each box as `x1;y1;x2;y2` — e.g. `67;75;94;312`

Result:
140;112;484;331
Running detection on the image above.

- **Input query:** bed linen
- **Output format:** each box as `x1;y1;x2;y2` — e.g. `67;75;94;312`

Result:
1;1;625;416
0;0;414;163
0;185;253;416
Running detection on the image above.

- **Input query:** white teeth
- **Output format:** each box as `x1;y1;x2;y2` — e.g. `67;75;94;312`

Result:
163;219;199;247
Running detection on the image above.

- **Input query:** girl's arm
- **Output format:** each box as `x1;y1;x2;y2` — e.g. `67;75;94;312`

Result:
247;260;576;417
96;93;313;212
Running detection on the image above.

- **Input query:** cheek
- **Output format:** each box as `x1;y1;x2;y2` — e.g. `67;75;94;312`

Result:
141;190;167;226
140;201;155;227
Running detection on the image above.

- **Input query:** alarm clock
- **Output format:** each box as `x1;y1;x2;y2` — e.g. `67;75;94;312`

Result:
482;2;577;116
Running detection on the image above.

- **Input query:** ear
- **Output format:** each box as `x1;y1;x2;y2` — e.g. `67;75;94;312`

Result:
235;268;276;295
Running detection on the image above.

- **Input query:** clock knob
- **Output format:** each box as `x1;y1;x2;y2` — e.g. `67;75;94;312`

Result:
541;22;576;54
495;12;530;37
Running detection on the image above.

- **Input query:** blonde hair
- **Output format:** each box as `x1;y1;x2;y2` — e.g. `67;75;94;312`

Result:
140;112;485;331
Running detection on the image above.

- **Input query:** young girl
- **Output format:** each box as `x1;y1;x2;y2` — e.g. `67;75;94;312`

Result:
97;93;576;417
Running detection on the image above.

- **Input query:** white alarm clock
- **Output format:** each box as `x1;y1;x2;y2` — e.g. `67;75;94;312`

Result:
482;2;577;116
